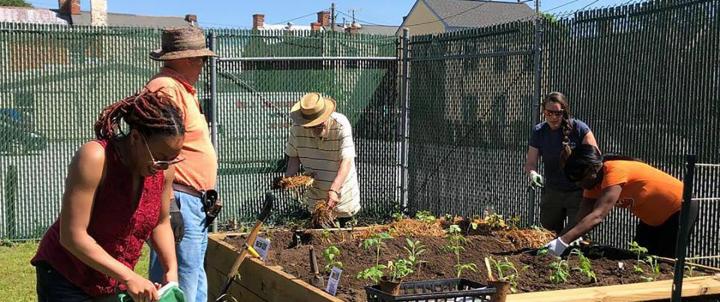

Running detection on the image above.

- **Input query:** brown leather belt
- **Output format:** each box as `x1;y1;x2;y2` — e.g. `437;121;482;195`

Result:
173;183;203;198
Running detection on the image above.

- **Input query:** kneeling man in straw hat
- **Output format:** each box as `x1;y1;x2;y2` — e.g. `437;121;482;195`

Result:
283;92;361;226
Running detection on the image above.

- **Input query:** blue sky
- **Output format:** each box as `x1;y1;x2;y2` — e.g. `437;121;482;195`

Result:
28;0;631;29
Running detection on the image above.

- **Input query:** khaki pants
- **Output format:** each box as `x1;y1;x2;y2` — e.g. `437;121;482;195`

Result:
540;187;582;236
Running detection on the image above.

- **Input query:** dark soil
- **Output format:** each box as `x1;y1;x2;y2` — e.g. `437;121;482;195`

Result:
224;223;707;302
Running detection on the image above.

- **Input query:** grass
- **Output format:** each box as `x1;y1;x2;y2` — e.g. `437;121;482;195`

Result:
0;241;150;301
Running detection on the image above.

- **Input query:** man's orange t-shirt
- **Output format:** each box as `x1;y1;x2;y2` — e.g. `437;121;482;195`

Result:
583;160;682;226
145;67;217;191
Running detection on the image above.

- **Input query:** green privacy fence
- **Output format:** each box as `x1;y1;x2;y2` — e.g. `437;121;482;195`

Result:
407;0;720;266
0;23;399;239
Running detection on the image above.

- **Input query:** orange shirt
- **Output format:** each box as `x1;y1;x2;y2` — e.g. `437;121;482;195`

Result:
145;67;217;191
583;160;682;226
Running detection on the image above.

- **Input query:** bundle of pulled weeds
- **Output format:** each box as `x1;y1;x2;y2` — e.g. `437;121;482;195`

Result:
276;175;314;189
310;200;337;229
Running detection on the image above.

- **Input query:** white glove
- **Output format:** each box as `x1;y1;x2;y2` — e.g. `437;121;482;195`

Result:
544;237;569;256
529;170;544;188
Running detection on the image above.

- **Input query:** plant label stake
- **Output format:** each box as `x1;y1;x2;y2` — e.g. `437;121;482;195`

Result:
253;236;271;261
325;267;343;296
215;192;274;302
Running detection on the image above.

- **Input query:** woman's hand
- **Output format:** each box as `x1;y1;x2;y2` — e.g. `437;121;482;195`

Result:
125;273;159;302
164;270;178;284
327;189;340;209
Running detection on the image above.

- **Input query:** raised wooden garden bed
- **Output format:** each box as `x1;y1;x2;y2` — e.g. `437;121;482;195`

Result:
206;219;720;302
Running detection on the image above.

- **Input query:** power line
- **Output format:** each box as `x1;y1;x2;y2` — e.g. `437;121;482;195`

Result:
274;12;317;25
402;2;489;27
337;10;385;26
545;0;585;12
578;0;602;11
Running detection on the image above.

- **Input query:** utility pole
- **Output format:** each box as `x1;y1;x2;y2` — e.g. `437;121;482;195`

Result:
331;3;336;32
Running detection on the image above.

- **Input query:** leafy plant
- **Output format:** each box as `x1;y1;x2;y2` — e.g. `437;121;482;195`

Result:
356;264;386;283
484;213;507;229
549;257;570;284
486;257;525;293
392;212;406;221
415;210;436;224
363;232;393;266
321;229;332;244
444;224;476;278
507;215;522;229
387;258;414;282
629;241;648;259
639;255;661;282
403;238;427;268
684;265;696;277
322;245;343;272
570;249;597;283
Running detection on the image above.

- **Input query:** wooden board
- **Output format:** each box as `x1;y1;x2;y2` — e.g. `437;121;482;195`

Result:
206;233;342;302
506;275;720;302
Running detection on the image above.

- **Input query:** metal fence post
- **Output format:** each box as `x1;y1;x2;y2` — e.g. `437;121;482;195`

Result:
209;31;219;233
672;154;696;301
528;3;543;227
4;165;18;239
400;28;410;213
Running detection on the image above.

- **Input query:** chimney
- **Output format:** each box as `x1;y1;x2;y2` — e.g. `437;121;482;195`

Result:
311;22;322;31
252;14;265;30
58;0;80;15
185;14;198;26
90;0;107;26
317;11;331;27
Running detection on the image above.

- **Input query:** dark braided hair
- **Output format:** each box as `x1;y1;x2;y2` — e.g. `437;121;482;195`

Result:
94;90;185;140
542;92;574;167
563;144;643;182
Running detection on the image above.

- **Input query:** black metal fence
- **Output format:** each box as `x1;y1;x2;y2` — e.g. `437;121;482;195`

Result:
406;0;720;266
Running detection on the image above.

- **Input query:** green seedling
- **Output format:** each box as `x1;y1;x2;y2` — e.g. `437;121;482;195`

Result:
363;232;393;266
415;210;436;223
485;213;507;229
356;264;386;283
322;245;343;272
444;224;476;278
549;257;570;284
570;249;597;283
387;258;414;282
392;212;406;221
507;215;522;229
486;256;526;293
639;255;661;282
403;238;427;268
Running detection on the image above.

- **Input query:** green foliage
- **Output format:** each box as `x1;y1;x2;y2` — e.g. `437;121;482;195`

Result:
387;258;414;282
0;0;31;7
392;212;406;221
322;245;343;272
363;232;392;266
484;213;507;229
486;257;526;293
549;257;570;284
629;241;648;259
444;224;475;278
507;215;522;230
415;210;436;223
403;238;427;268
356;264;386;283
570;249;597;283
639;255;661;282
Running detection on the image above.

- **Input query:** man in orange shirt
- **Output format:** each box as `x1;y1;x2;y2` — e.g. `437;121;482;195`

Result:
543;144;697;258
144;27;218;302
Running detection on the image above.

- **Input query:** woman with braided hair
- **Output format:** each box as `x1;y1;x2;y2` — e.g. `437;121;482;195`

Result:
524;92;599;236
32;91;185;302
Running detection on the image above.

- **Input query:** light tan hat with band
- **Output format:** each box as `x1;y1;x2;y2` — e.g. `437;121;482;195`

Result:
290;92;336;127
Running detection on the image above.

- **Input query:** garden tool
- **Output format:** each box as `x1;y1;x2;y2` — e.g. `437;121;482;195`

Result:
308;246;325;288
492;247;541;256
215;191;275;302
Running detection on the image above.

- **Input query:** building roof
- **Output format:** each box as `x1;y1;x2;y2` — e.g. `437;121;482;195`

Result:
0;7;69;25
69;11;190;28
423;0;534;29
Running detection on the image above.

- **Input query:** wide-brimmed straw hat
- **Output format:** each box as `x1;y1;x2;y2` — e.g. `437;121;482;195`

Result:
150;27;217;61
290;93;337;127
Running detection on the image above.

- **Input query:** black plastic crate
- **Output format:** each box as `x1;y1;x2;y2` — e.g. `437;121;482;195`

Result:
365;278;496;302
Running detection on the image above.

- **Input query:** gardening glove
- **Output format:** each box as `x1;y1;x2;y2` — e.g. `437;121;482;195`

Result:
169;198;184;244
529;170;544;188
544;237;568;256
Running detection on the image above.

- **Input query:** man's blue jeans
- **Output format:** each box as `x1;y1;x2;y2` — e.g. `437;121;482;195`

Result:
149;191;208;302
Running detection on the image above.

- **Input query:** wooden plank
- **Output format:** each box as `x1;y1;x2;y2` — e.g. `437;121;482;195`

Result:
207;266;265;302
238;258;343;302
207;234;342;302
506;276;720;302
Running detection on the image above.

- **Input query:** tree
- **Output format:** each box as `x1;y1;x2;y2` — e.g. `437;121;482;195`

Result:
0;0;32;7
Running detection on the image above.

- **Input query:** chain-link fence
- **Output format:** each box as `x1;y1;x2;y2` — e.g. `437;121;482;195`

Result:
0;24;399;239
407;0;720;266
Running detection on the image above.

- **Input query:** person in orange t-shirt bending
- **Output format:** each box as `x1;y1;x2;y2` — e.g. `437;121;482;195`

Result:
543;144;698;258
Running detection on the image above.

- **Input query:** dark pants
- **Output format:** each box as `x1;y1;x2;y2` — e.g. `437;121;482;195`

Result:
35;262;92;302
635;203;698;258
338;217;353;228
35;262;117;302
